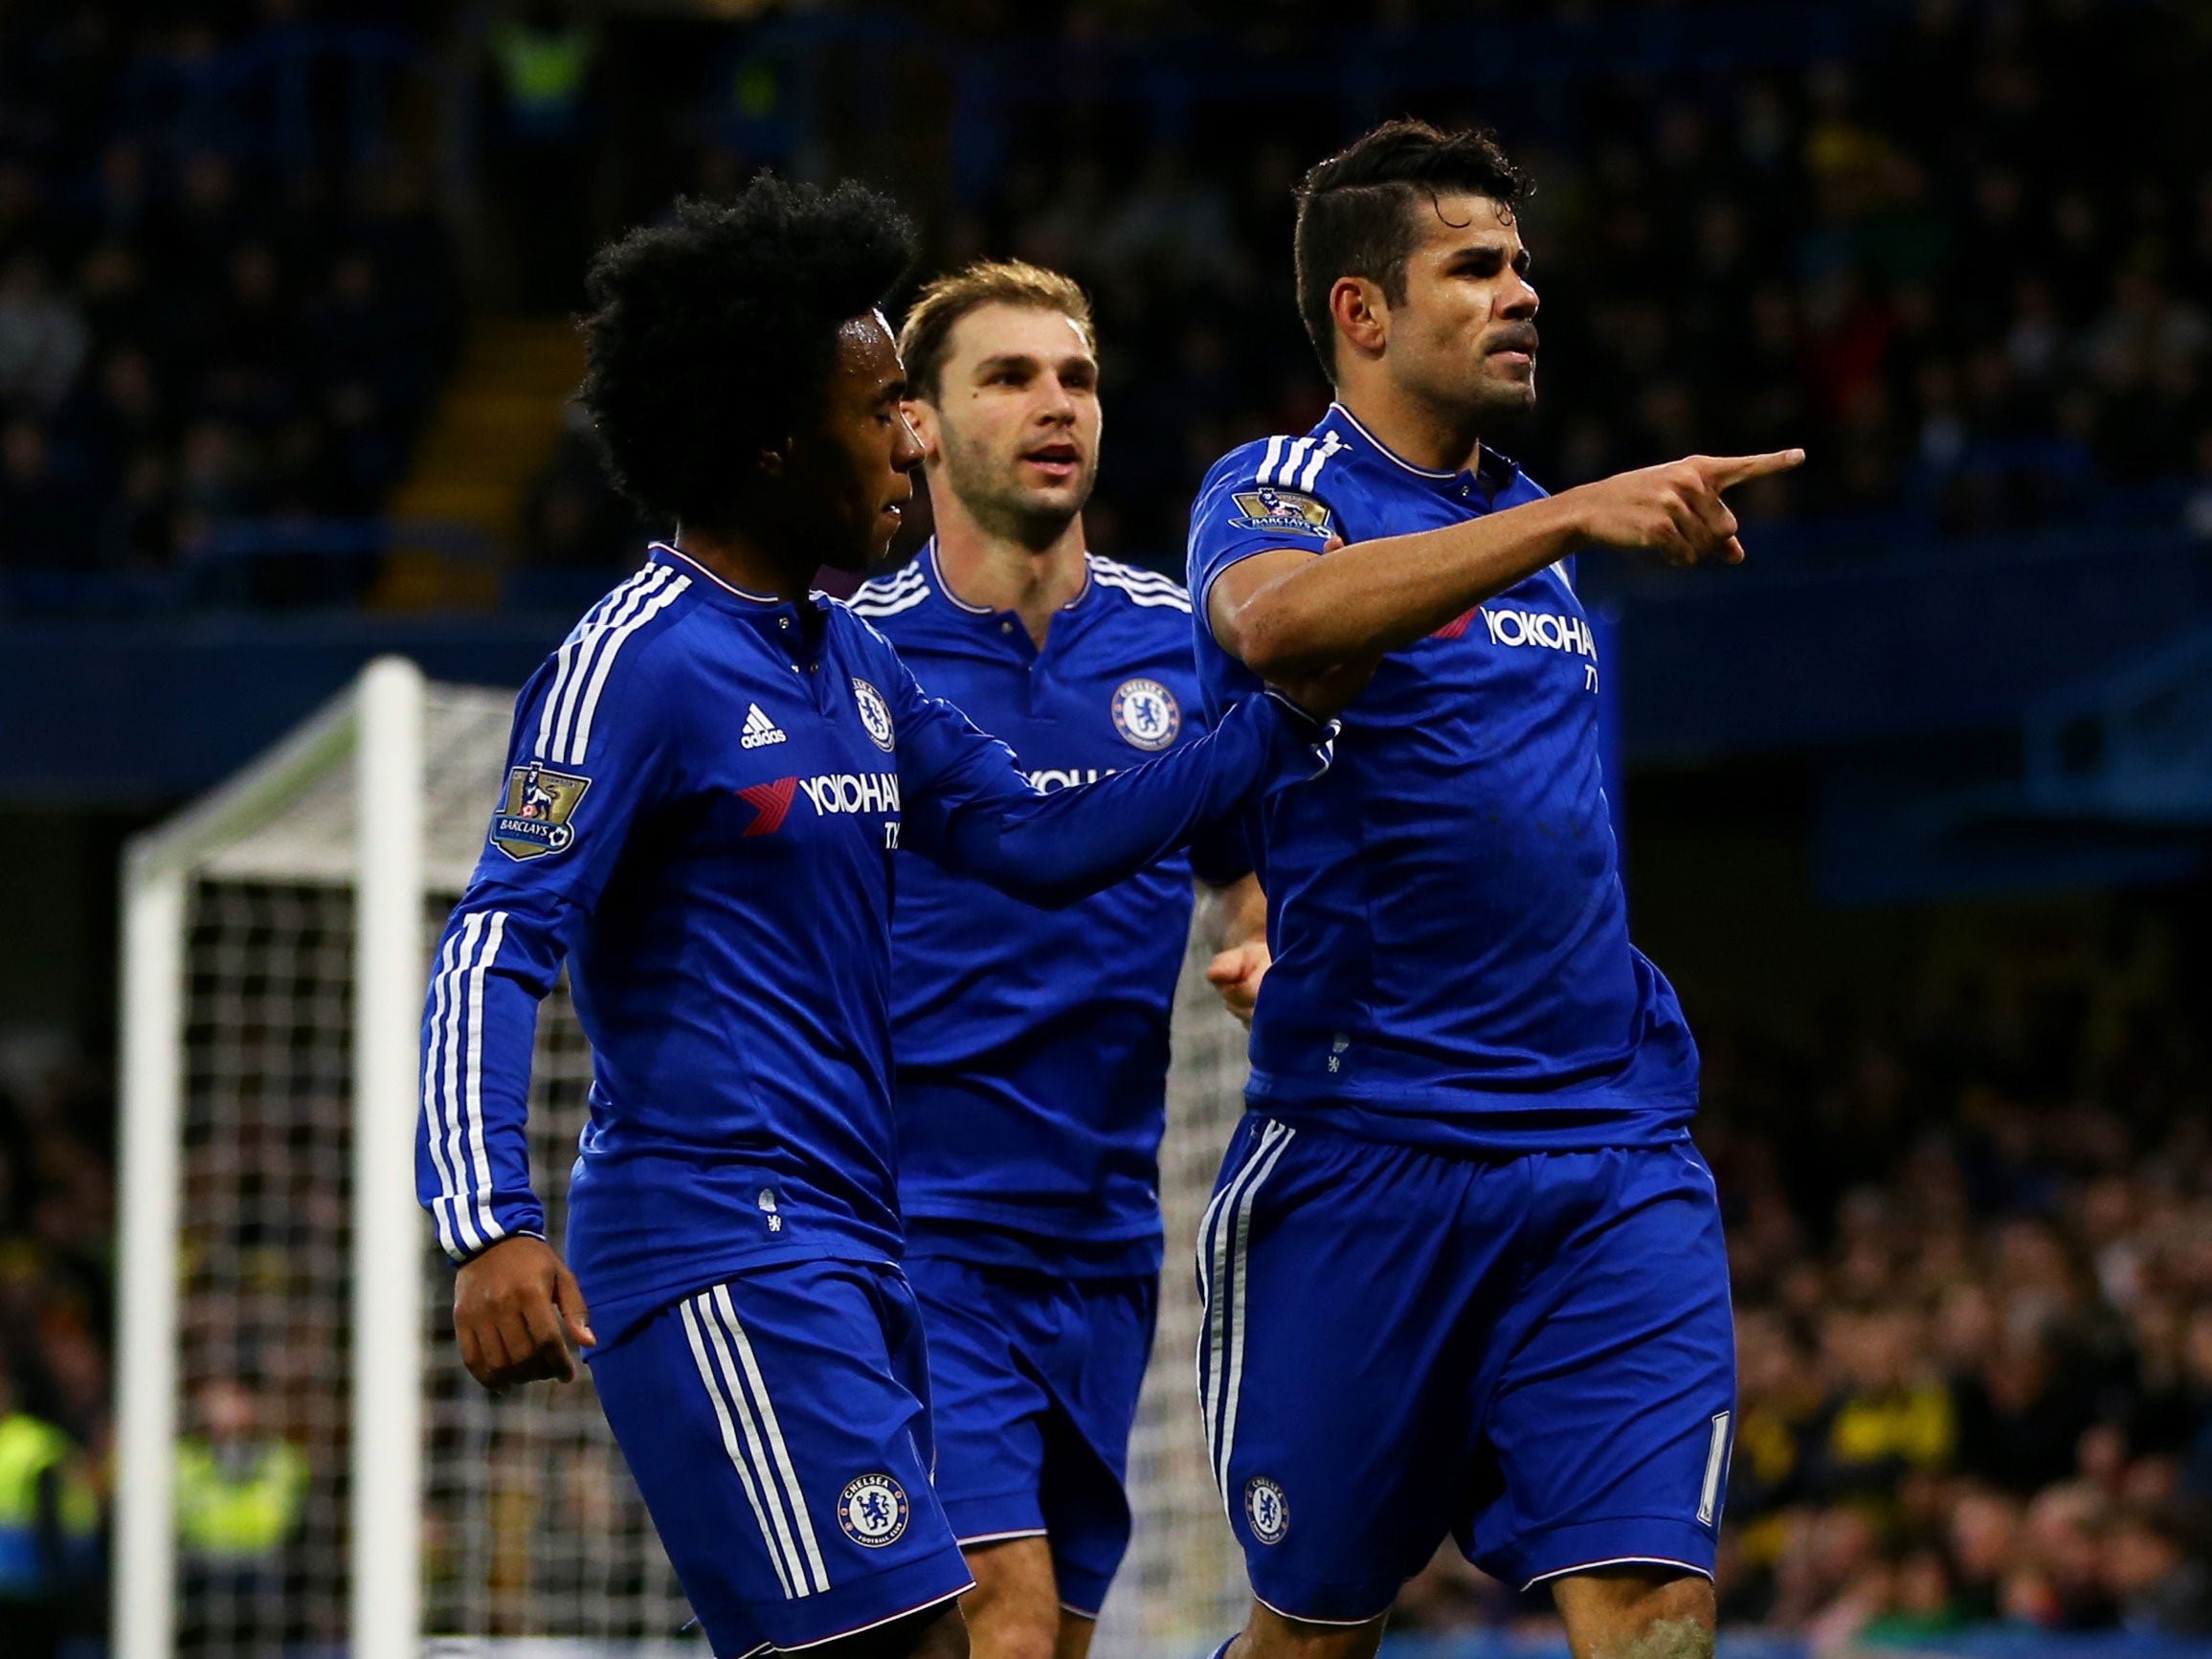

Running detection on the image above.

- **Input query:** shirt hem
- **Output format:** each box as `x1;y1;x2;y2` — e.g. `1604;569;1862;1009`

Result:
1243;1076;1700;1155
578;1236;903;1346
900;1212;1163;1279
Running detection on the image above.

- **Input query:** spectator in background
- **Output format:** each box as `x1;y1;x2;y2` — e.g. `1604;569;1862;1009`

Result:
485;0;601;313
0;420;94;573
1954;1323;2100;1495
2107;1506;2212;1636
1948;1488;2023;1622
174;1377;308;1657
0;1361;101;1659
1812;1306;1955;1506
0;257;88;414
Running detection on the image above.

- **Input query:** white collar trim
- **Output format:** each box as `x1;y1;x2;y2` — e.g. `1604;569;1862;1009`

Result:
1328;401;1469;481
651;542;785;605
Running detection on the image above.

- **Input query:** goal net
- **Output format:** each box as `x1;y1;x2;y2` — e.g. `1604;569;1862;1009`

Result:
117;658;1251;1659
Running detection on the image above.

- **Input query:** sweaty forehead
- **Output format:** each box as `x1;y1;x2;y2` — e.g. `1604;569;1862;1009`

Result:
832;311;903;391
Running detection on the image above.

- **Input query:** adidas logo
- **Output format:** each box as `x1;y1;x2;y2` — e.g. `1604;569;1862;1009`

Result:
740;703;787;750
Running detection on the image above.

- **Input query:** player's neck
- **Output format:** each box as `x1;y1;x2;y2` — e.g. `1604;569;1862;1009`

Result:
929;493;1087;649
1335;385;1484;477
670;523;815;604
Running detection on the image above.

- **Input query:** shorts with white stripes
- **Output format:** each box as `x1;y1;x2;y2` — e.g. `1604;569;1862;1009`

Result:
1196;1114;1735;1624
590;1260;974;1656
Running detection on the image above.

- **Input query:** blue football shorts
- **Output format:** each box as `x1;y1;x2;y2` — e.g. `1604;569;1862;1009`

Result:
588;1259;974;1656
1196;1114;1736;1624
902;1251;1157;1617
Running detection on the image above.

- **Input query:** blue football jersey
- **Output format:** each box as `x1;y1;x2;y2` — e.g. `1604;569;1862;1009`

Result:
852;545;1245;1278
1186;404;1700;1154
417;543;1331;1340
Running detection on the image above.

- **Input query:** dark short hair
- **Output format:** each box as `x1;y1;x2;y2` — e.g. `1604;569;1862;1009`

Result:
1293;120;1533;383
899;259;1095;404
579;178;916;530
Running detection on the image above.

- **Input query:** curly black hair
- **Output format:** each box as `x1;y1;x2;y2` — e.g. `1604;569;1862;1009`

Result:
579;178;917;531
1293;120;1532;384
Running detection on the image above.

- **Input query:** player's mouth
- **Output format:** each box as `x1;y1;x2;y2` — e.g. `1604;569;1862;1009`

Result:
1020;440;1083;482
879;467;914;526
1486;326;1540;370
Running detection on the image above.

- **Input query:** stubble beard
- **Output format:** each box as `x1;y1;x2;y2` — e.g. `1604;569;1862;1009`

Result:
1464;362;1538;429
938;419;1093;553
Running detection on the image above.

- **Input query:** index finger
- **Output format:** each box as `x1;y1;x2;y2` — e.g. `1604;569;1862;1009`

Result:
1700;449;1805;491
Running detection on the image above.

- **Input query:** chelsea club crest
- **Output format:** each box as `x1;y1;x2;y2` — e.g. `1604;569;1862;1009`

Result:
838;1473;909;1547
1243;1476;1289;1545
1111;678;1181;751
489;760;591;862
851;678;896;752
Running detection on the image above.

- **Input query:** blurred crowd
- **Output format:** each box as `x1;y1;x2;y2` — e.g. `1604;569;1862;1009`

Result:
1706;1106;2212;1644
5;2;2210;595
949;0;2212;559
0;1040;114;1645
1399;904;2212;1647
0;0;458;586
520;0;2212;574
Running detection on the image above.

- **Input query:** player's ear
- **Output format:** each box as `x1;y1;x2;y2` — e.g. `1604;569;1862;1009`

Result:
1330;276;1389;362
752;437;791;482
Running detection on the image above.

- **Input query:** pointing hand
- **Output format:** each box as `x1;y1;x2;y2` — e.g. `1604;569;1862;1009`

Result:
1563;449;1806;567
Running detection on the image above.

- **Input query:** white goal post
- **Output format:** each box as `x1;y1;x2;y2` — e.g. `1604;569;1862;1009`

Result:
114;655;1253;1659
117;656;435;1659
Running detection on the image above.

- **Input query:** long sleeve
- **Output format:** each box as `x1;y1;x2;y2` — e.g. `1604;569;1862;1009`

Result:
892;654;1332;909
416;613;685;1263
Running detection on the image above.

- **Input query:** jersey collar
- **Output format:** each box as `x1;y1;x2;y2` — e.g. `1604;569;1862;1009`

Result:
924;537;1095;629
649;541;830;618
1322;402;1522;502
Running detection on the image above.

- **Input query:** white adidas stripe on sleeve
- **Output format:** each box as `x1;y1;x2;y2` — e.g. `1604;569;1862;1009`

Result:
538;568;661;760
564;576;690;765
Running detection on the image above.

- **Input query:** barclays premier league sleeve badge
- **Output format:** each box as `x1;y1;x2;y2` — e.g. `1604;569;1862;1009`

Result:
1227;485;1334;540
490;760;591;862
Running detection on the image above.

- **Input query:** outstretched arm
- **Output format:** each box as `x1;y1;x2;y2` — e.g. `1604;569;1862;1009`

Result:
895;670;1334;910
1208;450;1803;678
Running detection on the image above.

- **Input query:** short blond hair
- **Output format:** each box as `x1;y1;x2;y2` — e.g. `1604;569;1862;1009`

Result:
898;259;1095;403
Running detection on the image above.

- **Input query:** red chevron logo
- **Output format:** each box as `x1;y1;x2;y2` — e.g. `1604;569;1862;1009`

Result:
736;777;797;837
1433;608;1476;640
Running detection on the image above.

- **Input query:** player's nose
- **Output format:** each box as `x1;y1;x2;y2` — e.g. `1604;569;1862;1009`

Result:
892;409;926;470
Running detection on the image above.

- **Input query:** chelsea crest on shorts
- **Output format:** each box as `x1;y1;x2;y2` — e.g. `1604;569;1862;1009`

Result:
838;1473;910;1547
